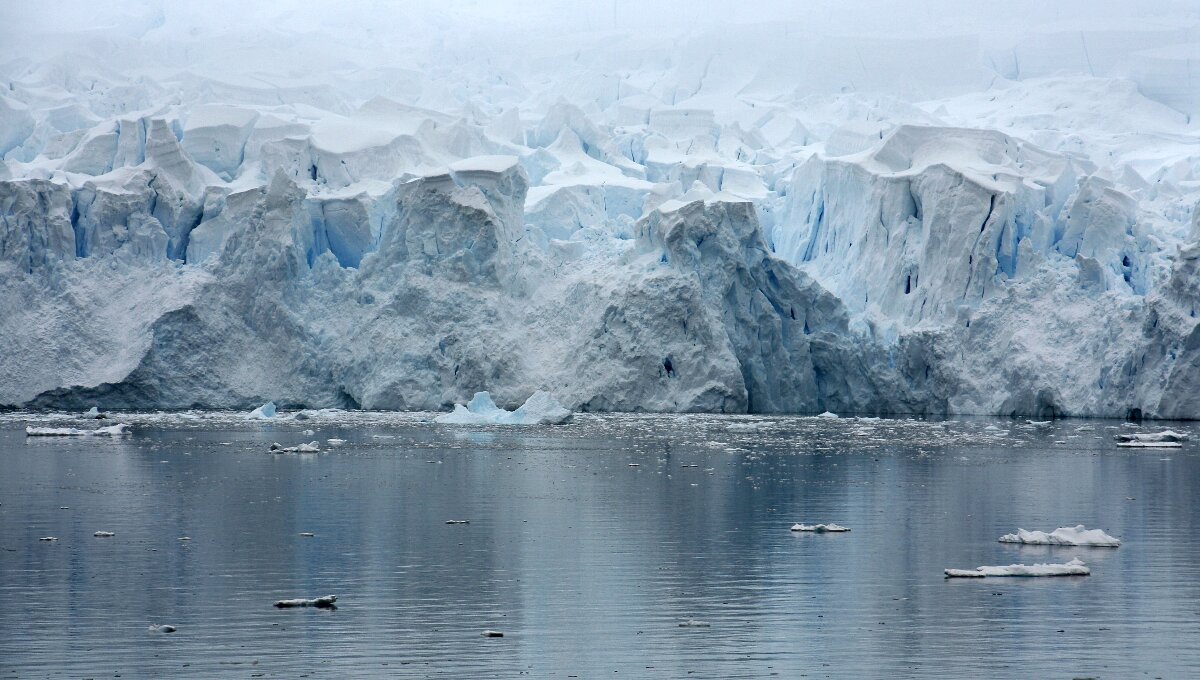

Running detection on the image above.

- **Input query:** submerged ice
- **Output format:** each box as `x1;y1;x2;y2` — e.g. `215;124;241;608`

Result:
3;2;1200;418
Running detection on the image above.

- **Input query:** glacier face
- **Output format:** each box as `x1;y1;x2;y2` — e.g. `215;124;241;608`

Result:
2;1;1200;417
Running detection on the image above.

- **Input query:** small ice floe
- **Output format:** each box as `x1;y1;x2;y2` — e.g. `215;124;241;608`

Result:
1117;441;1182;449
945;557;1090;578
435;391;573;425
816;411;839;419
998;525;1119;547
326;438;346;446
481;630;504;637
268;441;320;453
984;425;1004;431
39;536;58;541
148;624;177;633
93;531;115;538
299;532;315;537
1114;431;1188;443
26;423;131;436
301;429;315;436
248;401;277;419
274;595;337;608
178;536;191;541
445;520;470;525
791;523;850;533
1026;420;1053;427
83;406;107;419
678;619;711;627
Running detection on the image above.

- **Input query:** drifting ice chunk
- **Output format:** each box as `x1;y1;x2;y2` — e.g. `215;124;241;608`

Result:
481;629;504;637
816;412;840;419
791;523;851;532
148;624;177;633
274;595;337;608
26;423;131;436
435;391;573;425
678;619;711;627
83;407;106;419
93;531;115;538
998;525;1120;547
1117;441;1182;448
269;441;320;453
1114;431;1188;443
945;557;1090;578
248;402;277;419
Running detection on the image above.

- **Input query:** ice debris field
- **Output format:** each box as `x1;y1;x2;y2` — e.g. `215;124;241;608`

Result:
2;1;1200;418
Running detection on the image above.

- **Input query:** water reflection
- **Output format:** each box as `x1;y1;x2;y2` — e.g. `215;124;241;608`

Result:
1;416;1198;677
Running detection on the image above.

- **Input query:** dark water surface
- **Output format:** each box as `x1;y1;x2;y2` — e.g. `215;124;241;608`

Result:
1;412;1198;679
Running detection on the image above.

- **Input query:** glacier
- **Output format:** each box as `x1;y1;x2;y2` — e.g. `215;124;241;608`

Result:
2;1;1200;418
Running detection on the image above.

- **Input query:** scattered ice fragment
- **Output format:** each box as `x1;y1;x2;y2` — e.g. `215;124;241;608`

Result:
481;630;504;637
269;441;320;453
326;438;346;446
816;412;839;419
299;532;315;537
93;531;115;538
1026;420;1053;426
445;520;470;525
83;406;107;419
1117;441;1182;449
791;523;850;532
26;423;131;436
984;425;1003;432
944;557;1090;578
302;429;315;436
435;391;573;425
39;536;58;541
998;525;1120;547
248;402;277;419
1114;431;1188;443
274;595;337;608
678;619;711;627
628;463;640;467
178;536;191;541
148;624;177;633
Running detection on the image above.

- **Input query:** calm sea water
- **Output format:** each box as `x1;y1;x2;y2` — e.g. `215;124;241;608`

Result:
1;412;1198;679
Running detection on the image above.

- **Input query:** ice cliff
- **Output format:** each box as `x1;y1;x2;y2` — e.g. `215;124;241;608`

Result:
3;1;1200;417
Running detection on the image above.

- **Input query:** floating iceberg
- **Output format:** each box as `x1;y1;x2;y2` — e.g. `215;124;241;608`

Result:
83;407;106;419
816;412;840;419
1114;431;1188;443
26;423;130;436
945;557;1090;578
274;595;337;608
93;531;115;538
248;402;277;419
435;391;572;425
269;441;319;453
998;525;1120;547
1117;441;1182;448
790;523;850;532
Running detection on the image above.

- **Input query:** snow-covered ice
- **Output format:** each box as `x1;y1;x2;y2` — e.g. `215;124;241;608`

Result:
945;557;1091;578
3;2;1200;418
998;525;1120;547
